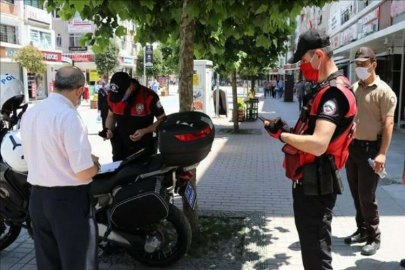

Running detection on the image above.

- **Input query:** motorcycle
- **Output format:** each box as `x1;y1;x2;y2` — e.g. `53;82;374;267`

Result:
0;104;215;267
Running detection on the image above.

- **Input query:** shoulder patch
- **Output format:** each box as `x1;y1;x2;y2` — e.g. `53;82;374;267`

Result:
390;96;396;104
157;100;162;109
323;100;337;115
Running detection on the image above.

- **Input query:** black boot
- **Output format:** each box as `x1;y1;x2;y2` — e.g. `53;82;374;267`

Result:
344;229;368;244
400;259;405;268
361;240;380;256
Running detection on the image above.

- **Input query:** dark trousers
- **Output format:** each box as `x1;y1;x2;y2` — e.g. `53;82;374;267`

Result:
293;183;337;270
30;186;98;270
345;143;381;243
298;97;303;111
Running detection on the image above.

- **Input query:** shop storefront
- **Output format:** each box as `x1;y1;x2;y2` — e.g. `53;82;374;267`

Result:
331;0;405;127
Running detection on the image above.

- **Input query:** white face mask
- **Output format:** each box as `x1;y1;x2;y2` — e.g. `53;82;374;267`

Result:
355;66;371;81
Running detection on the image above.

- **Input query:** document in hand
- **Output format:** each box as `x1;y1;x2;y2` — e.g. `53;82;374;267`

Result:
99;161;122;174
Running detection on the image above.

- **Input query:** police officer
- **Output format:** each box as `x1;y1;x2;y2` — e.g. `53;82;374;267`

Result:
104;72;165;161
344;47;397;256
20;66;100;270
97;81;109;129
264;29;357;270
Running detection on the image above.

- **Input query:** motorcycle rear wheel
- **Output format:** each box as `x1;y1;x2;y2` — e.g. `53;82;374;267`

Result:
0;222;21;251
126;204;192;266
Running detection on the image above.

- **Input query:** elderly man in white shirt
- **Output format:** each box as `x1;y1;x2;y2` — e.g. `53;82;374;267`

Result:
21;66;100;270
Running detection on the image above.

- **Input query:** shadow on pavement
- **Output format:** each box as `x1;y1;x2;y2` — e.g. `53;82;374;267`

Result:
344;258;402;270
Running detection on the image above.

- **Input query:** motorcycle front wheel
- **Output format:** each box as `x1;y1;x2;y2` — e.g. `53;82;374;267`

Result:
126;204;192;267
0;222;21;251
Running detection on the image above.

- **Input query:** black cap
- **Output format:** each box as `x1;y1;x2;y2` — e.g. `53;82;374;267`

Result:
109;72;132;103
288;29;331;64
352;47;376;62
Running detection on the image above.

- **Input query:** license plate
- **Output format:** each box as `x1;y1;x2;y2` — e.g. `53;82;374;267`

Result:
184;182;197;210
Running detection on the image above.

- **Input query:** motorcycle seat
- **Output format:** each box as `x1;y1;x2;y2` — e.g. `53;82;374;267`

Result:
89;154;164;196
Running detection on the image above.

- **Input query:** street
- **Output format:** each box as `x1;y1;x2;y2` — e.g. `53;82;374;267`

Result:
1;89;405;270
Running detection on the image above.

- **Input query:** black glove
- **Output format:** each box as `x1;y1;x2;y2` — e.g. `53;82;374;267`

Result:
98;128;109;139
265;117;292;142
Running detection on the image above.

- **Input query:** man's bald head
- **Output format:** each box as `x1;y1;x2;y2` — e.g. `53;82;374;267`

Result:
54;66;85;91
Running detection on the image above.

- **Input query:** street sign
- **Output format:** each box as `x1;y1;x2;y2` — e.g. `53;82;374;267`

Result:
145;45;153;67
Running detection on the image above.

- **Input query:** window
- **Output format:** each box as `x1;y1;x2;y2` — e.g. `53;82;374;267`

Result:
0;24;17;44
121;38;126;50
24;0;41;9
2;0;15;4
69;33;83;47
52;9;60;18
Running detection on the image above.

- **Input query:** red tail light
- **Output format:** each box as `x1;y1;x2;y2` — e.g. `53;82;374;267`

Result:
175;126;211;142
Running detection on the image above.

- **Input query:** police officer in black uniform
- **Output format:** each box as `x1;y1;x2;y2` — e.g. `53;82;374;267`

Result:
97;82;109;129
104;72;165;161
263;30;357;270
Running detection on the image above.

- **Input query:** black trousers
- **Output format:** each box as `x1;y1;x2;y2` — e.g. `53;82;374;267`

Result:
29;185;98;270
345;143;381;243
293;182;337;270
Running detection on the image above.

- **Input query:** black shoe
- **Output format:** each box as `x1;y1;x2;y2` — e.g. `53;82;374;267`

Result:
344;230;368;244
400;259;405;268
361;241;380;256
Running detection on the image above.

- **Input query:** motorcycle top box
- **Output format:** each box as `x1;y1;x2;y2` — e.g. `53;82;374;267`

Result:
158;112;215;167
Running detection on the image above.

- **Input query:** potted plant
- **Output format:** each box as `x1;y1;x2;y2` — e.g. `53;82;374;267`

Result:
237;98;245;122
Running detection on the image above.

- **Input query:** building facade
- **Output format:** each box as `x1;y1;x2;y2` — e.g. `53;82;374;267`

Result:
52;13;138;91
1;0;64;102
290;0;405;127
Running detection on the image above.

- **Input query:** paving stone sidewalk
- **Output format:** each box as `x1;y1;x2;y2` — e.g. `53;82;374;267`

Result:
1;89;405;270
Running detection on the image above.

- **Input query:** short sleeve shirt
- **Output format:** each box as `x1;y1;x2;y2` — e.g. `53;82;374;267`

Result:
20;93;94;187
352;76;397;141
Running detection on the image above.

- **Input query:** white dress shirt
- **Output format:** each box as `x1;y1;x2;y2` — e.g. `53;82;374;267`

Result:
20;93;94;187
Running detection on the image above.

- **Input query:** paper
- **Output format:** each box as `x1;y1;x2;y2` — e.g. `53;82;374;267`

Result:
99;161;122;174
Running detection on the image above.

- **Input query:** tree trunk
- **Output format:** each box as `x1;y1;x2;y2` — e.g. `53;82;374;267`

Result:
178;0;195;112
178;0;199;236
250;76;255;92
232;69;239;132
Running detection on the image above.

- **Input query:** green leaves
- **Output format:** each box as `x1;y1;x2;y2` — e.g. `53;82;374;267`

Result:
13;45;46;73
255;4;268;14
140;0;155;10
255;35;270;49
95;42;120;77
70;0;90;13
115;26;127;37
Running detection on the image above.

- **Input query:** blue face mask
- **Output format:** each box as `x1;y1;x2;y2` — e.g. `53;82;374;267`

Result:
121;94;129;101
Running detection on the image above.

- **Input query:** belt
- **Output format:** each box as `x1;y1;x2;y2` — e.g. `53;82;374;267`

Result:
351;139;380;147
32;185;89;190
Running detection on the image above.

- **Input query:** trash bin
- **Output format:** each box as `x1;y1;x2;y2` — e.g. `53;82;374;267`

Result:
245;98;259;121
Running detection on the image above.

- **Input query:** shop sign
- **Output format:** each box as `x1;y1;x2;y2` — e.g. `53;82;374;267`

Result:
145;45;153;67
30;29;52;50
340;24;358;46
358;7;379;39
69;46;87;52
331;35;340;48
42;51;62;62
25;5;51;25
0;47;19;59
89;69;101;82
62;56;73;65
123;57;134;65
67;15;92;33
391;0;405;24
391;0;405;18
63;54;93;62
329;10;341;33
